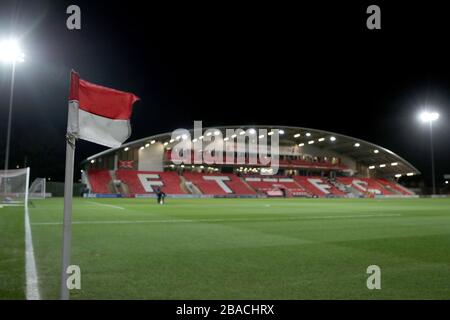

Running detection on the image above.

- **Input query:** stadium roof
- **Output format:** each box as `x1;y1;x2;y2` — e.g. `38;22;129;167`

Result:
84;125;420;176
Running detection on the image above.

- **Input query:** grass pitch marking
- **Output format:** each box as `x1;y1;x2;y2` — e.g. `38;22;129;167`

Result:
25;205;41;300
32;213;401;226
86;201;125;210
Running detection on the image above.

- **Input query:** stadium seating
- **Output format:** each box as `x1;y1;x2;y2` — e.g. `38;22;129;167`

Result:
87;169;112;194
87;169;415;198
293;176;346;197
116;170;186;195
183;172;255;195
243;176;309;197
376;178;415;195
336;177;391;195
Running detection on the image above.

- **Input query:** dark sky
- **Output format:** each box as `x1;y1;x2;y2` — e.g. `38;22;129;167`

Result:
0;0;449;186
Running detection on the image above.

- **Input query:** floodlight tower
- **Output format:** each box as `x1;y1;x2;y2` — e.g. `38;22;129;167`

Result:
0;39;25;174
419;110;440;194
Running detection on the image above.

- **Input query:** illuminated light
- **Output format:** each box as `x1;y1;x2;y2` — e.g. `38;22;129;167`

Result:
308;140;314;144
200;165;204;169
354;143;360;147
199;136;204;140
175;135;181;140
124;147;129;151
445;181;449;184
169;139;175;143
329;136;336;142
0;39;25;63
369;165;376;169
139;146;144;150
294;133;301;138
192;138;198;143
259;134;264;139
150;140;156;144
163;142;169;146
214;131;220;136
180;164;185;168
239;131;245;135
191;165;195;168
248;128;256;135
231;134;237;138
318;138;325;142
206;132;212;137
391;162;398;166
373;149;379;154
223;137;229;141
279;129;285;135
406;172;414;176
90;159;95;164
182;134;188;140
145;143;150;148
395;174;402;178
379;164;386;168
419;111;440;122
305;132;311;137
268;131;274;136
299;143;305;147
170;164;175;168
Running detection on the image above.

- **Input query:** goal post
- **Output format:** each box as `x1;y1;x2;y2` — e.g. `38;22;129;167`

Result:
29;177;47;199
0;167;30;204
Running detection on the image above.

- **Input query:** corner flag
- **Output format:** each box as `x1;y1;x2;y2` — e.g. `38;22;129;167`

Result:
60;70;139;299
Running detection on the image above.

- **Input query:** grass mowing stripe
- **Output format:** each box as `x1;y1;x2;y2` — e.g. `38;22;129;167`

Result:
31;213;401;226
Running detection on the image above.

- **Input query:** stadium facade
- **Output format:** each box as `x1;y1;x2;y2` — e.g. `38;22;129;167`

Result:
81;126;419;198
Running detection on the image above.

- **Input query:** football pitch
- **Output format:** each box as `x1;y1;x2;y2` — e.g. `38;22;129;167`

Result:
1;197;450;299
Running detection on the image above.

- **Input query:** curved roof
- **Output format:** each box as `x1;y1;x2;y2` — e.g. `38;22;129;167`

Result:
84;125;420;176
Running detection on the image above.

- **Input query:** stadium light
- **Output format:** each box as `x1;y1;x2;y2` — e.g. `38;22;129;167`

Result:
305;132;311;137
145;143;150;148
298;143;305;147
279;129;285;135
373;149;379;154
308;140;314;144
258;134;264;139
395;174;402;178
139;146;144;150
318;138;325;142
406;172;414;176
124;147;129;151
150;140;156;144
391;162;398;166
248;128;256;135
354;143;360;147
268;131;274;136
1;38;25;180
379;164;386;168
223;137;229;141
213;131;220;136
294;133;300;138
418;110;439;194
369;165;375;169
329;136;336;142
445;181;449;185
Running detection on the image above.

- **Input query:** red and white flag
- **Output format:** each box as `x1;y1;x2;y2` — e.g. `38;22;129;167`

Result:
68;71;139;148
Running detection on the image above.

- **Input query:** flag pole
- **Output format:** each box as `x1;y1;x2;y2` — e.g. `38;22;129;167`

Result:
60;132;76;300
60;70;78;300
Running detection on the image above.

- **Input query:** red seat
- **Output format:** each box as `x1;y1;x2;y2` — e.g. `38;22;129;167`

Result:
183;173;255;195
87;170;112;194
116;170;185;195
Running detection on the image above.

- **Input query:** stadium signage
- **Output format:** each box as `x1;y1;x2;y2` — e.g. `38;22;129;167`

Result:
170;121;280;174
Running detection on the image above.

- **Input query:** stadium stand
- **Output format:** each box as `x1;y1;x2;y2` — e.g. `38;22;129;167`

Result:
115;170;186;195
243;176;309;197
87;169;112;194
293;176;346;197
87;170;414;197
183;172;255;195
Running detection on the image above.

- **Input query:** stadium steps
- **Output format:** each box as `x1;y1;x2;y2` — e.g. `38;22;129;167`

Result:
179;176;202;195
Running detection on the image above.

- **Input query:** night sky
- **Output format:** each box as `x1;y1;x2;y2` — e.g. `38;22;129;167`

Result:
0;1;449;187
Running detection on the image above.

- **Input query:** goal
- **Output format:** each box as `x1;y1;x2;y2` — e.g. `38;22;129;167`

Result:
0;168;30;204
29;177;47;199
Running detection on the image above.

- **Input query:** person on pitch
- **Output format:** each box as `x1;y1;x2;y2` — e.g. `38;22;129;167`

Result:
155;187;166;205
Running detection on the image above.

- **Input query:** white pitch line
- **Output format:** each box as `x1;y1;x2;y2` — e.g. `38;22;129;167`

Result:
25;204;41;300
32;213;401;226
87;201;125;210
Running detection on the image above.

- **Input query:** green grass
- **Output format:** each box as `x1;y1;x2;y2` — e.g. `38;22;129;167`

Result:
0;204;25;299
2;197;450;299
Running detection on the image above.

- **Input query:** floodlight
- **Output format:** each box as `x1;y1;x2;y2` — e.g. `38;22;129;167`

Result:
0;39;25;63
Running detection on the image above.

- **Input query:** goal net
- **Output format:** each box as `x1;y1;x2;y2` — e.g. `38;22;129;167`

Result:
29;177;46;199
0;168;30;204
